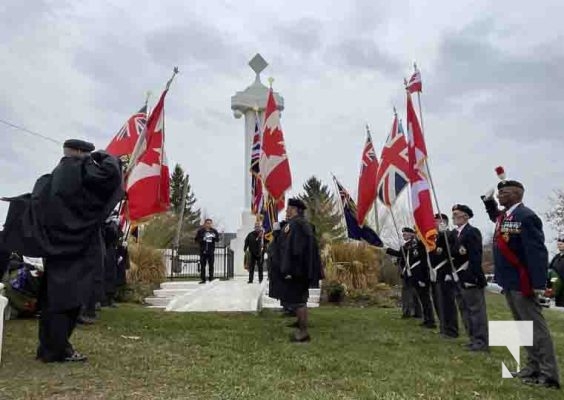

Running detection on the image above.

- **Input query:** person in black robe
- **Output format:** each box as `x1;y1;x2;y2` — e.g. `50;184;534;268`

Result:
102;215;120;307
267;221;285;300
279;198;322;342
2;139;122;362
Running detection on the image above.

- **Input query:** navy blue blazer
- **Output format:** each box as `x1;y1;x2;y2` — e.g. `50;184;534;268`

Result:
484;200;548;291
452;224;486;288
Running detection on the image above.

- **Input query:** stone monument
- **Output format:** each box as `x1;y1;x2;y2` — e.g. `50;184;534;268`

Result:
229;54;284;276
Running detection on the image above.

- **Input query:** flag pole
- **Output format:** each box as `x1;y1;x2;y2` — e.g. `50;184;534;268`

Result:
331;173;348;239
388;205;411;278
408;64;458;282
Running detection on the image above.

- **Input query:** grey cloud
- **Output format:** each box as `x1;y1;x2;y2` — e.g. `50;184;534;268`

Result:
277;18;323;55
328;38;401;76
145;22;245;73
428;21;564;141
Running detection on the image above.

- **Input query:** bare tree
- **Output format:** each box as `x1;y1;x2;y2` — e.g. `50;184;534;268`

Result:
545;189;564;236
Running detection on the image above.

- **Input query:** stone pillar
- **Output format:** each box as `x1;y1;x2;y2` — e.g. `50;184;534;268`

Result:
229;54;284;277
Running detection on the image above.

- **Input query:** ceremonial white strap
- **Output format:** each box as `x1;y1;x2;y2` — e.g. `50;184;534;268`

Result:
409;260;421;270
433;260;448;272
456;262;469;273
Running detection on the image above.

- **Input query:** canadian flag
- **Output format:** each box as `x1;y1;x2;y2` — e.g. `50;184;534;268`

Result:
125;89;171;224
259;88;292;203
406;67;422;94
406;91;436;251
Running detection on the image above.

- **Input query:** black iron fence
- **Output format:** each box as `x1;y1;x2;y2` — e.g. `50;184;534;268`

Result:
165;247;234;280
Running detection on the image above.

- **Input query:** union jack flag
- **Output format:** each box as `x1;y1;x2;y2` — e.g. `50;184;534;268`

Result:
376;114;409;207
106;105;147;158
250;115;263;214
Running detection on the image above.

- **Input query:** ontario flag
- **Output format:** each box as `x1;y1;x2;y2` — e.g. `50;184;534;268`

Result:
106;105;147;159
125;89;171;224
334;176;383;247
250;115;263;215
376;113;409;207
406;91;436;251
406;65;422;94
259;87;291;204
356;125;379;226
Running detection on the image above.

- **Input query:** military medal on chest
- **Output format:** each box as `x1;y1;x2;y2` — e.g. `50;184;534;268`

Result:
459;245;467;256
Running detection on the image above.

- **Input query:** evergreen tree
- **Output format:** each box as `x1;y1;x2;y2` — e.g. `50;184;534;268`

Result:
298;176;345;243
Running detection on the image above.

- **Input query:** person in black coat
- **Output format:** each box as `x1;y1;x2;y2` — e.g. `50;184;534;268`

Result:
451;204;488;352
0;231;10;280
279;198;322;342
102;216;120;307
194;219;220;283
482;180;560;388
548;236;564;306
429;214;459;338
2;139;122;363
244;222;266;283
267;222;285;300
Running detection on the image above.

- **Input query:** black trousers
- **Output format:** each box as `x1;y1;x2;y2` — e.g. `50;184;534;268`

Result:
415;284;436;326
437;280;459;337
248;256;264;283
38;306;81;362
430;282;441;323
200;253;214;281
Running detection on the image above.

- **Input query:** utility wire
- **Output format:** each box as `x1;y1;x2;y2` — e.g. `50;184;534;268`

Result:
0;118;62;145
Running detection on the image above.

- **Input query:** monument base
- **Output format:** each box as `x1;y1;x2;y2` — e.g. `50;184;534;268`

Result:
229;209;258;277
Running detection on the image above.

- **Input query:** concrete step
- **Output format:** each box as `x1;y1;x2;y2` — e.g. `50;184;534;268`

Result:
160;281;202;290
153;288;196;298
145;297;171;307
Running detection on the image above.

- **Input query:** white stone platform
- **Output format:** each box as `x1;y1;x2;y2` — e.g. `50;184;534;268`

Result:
145;277;321;312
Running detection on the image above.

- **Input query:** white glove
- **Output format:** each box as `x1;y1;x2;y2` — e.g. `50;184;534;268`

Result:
534;289;545;298
482;188;495;200
418;281;426;288
445;274;453;282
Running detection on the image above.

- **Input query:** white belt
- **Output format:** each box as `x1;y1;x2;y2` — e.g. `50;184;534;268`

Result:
456;261;469;273
433;260;448;272
409;261;421;270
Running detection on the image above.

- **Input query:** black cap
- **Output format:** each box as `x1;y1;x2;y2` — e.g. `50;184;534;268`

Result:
288;198;307;210
434;213;449;222
63;139;95;152
497;180;524;190
452;204;474;219
557;234;564;243
402;227;415;234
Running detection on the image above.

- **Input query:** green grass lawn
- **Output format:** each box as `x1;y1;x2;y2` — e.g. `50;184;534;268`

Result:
1;293;564;399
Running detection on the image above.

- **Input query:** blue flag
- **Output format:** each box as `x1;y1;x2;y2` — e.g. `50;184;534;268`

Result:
334;176;383;247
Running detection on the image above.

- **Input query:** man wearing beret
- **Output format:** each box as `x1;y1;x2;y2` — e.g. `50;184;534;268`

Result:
386;227;436;327
279;198;322;342
451;204;488;351
429;213;459;338
482;180;560;388
2;139;123;362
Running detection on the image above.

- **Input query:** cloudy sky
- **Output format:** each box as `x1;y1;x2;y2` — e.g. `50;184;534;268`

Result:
1;0;562;248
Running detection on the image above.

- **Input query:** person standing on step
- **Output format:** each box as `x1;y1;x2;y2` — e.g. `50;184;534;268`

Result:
482;179;560;388
195;219;219;284
451;204;489;352
279;198;322;342
244;222;266;284
429;214;459;339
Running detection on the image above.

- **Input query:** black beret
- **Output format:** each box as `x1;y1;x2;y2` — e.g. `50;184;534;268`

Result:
557;234;564;243
63;139;95;152
452;204;474;218
288;198;307;210
402;227;415;234
434;213;449;222
497;180;524;190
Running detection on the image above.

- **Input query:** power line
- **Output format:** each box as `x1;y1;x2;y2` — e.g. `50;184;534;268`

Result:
0;118;62;145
